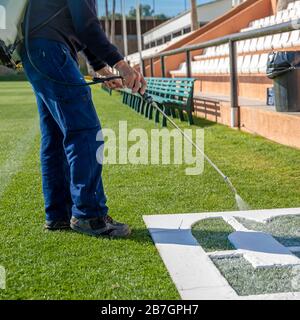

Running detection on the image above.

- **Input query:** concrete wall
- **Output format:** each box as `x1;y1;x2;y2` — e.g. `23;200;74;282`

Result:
194;97;300;149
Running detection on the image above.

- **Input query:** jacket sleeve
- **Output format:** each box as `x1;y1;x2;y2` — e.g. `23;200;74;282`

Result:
67;0;124;68
83;48;107;71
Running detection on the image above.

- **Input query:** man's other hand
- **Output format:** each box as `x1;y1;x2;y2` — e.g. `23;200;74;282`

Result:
114;60;147;95
96;66;124;90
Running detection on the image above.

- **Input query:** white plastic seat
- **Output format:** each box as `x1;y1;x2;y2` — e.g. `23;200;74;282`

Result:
249;54;260;73
294;1;300;9
258;54;269;74
237;56;244;71
211;59;220;73
214;45;221;56
281;9;291;21
281;32;292;48
275;11;284;23
191;61;199;73
241;27;252;32
249;38;258;52
204;60;213;73
267;15;275;26
219;44;229;56
219;57;230;74
202;60;210;74
199;60;206;73
237;40;245;53
262;16;271;27
290;29;300;46
256;37;265;51
243;39;252;53
288;2;295;10
207;47;217;57
264;35;273;50
272;33;283;49
178;63;186;73
241;55;251;74
250;20;260;28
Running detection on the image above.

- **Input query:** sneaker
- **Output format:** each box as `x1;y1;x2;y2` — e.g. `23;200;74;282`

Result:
45;220;71;230
70;215;131;238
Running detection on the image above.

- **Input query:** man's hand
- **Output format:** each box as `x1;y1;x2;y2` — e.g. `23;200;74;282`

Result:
114;60;147;95
96;66;124;90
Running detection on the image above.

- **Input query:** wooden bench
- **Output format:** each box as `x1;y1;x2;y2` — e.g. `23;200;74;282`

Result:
121;77;196;126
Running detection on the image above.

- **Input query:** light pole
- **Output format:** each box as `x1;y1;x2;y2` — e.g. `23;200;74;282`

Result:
136;0;144;74
121;0;129;58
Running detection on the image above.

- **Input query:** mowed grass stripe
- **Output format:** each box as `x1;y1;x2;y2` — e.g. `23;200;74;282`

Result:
0;83;300;299
0;82;38;198
0;82;179;300
0;118;39;199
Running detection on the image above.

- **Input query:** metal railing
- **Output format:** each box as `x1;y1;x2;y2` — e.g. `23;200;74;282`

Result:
142;19;300;127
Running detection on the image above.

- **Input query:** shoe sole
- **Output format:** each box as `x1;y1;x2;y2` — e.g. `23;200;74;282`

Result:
44;224;71;231
70;224;131;239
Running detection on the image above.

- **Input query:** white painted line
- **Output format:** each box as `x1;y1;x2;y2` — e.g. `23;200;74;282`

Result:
223;216;248;231
209;250;242;259
150;229;237;300
143;208;300;300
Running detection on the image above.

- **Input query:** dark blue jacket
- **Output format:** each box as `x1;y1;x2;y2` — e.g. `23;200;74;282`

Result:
27;0;123;70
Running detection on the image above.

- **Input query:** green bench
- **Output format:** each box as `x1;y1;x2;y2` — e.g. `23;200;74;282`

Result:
101;84;112;95
121;77;196;126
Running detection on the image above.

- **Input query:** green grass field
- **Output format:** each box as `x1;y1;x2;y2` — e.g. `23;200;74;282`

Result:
1;81;300;299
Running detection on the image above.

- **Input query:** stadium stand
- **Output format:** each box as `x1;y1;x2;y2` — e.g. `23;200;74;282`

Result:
135;0;300;149
126;34;190;67
170;2;300;79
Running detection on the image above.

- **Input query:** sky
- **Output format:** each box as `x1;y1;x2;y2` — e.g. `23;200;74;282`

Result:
97;0;212;18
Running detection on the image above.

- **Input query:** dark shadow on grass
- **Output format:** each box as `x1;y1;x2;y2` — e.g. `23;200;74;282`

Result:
0;75;28;82
48;227;154;243
275;236;300;247
192;116;217;129
192;229;235;251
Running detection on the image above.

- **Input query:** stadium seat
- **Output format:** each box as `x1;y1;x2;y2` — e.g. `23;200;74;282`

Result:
281;32;292;48
237;55;244;71
272;33;284;49
249;54;260;73
257;53;268;74
264;35;273;50
241;55;251;74
243;39;252;53
290;29;300;46
256;37;265;51
219;57;230;74
288;1;300;10
237;40;245;53
249;38;258;52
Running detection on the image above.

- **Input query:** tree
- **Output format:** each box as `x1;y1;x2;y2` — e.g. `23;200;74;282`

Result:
128;4;167;18
190;0;198;31
105;0;110;39
277;0;294;10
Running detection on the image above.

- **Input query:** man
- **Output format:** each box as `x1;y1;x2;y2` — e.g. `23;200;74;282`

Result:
21;0;147;238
